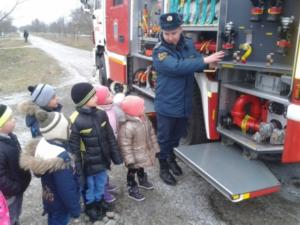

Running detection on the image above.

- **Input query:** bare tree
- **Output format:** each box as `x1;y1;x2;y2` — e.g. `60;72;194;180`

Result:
0;0;29;23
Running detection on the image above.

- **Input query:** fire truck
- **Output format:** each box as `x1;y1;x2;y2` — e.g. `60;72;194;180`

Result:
80;0;300;202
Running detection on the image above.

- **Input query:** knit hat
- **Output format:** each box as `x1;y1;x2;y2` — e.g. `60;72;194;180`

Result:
121;96;145;117
28;84;56;107
0;104;12;128
96;85;110;105
35;110;69;140
71;82;96;107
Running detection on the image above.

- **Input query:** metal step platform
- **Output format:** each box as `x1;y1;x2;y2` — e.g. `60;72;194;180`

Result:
174;142;280;202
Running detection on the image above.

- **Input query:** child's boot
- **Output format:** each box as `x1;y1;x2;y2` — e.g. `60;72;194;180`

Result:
104;186;116;203
85;202;99;222
138;172;154;190
128;185;145;201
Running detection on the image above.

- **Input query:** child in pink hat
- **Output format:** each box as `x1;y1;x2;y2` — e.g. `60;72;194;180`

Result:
119;95;159;201
95;85;125;203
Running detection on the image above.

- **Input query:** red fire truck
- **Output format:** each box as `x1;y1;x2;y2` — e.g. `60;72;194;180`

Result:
80;0;300;202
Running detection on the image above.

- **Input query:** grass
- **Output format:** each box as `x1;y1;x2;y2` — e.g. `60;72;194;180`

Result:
36;33;94;51
0;35;63;94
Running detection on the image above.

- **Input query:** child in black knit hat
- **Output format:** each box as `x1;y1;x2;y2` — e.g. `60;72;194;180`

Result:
0;104;31;225
69;82;123;222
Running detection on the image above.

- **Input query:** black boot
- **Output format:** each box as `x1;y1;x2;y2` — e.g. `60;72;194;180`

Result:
159;159;176;186
97;199;113;213
85;202;100;222
167;153;183;176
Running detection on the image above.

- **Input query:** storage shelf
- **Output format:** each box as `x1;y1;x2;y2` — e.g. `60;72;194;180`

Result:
219;61;292;74
222;82;290;105
217;126;283;153
182;24;219;32
132;53;153;61
132;84;155;99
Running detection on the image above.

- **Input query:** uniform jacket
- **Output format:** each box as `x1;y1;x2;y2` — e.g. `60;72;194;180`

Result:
0;133;31;198
153;34;207;117
118;115;159;168
69;107;123;176
19;138;81;218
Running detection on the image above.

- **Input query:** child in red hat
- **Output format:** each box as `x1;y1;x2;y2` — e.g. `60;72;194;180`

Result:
119;95;159;201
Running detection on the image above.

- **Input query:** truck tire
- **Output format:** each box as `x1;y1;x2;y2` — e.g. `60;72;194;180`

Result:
180;81;209;145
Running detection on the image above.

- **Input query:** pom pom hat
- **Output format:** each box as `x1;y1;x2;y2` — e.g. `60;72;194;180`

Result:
0;104;12;128
28;84;56;107
121;96;145;117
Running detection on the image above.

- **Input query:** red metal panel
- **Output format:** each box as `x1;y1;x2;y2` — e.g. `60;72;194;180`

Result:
106;0;130;55
108;58;127;84
208;92;220;140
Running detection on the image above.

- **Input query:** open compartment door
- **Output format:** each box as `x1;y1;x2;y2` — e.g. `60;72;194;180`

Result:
175;143;280;202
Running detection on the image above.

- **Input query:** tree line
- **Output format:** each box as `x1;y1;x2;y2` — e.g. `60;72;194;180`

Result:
0;7;92;36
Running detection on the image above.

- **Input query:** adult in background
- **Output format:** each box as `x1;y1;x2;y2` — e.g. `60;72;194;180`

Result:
23;30;29;43
152;12;224;186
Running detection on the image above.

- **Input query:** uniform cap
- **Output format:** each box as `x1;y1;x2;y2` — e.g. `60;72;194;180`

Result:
160;13;183;31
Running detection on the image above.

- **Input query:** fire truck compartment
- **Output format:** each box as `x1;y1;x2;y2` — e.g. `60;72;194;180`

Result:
174;142;280;202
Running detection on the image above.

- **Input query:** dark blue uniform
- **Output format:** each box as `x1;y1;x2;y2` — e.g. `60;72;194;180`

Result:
153;34;207;159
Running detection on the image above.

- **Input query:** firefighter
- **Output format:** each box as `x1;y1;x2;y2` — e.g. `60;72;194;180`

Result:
153;12;224;185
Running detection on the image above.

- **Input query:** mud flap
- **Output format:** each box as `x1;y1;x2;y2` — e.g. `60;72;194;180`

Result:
174;142;280;202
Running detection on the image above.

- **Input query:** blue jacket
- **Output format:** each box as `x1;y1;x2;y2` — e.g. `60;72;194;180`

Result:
20;138;81;218
153;34;207;117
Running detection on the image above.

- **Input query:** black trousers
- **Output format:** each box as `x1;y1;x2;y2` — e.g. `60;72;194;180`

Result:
127;168;145;186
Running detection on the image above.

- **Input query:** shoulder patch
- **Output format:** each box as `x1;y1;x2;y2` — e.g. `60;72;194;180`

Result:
158;52;168;61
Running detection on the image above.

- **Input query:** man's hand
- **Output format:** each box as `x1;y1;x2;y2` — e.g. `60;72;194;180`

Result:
203;51;225;65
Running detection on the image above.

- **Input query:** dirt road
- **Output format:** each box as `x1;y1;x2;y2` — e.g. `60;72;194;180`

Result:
5;37;300;225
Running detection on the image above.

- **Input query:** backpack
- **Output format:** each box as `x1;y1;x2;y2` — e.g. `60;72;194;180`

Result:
0;191;10;225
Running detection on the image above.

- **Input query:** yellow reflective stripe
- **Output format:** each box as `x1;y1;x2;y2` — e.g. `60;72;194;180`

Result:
80;128;92;134
231;193;250;201
80;139;86;152
101;121;106;127
69;111;79;124
0;107;12;128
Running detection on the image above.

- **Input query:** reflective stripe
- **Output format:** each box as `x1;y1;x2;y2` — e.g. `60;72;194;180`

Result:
0;107;12;128
69;111;79;124
76;89;96;107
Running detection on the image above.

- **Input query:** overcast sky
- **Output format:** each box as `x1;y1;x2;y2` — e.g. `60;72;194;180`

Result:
0;0;82;27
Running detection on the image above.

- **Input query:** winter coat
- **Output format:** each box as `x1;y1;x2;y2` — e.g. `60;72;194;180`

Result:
153;34;207;118
69;107;123;176
98;104;125;137
19;138;81;218
0;133;31;198
25;103;62;138
118;114;159;168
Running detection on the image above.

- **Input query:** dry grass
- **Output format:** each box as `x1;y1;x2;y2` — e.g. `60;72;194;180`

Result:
37;33;94;51
0;36;63;94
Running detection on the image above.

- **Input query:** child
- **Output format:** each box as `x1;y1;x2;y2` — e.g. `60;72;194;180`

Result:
69;82;123;222
26;84;62;138
95;85;125;203
20;109;81;225
0;104;32;225
0;190;10;225
118;96;159;201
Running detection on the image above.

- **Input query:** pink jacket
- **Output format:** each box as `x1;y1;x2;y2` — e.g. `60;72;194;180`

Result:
0;191;10;225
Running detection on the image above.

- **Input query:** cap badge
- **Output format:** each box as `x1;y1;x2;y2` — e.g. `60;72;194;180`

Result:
167;15;173;22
